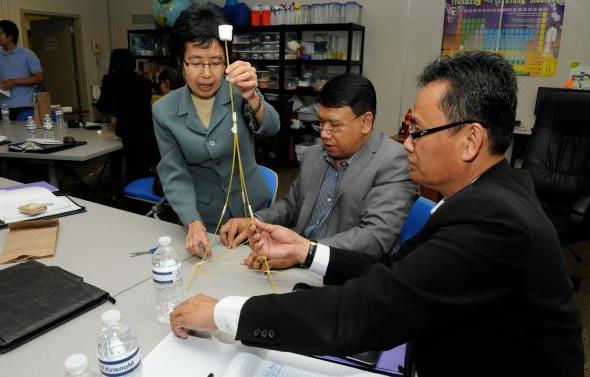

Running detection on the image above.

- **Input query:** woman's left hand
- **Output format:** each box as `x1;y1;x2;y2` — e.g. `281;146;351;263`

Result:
225;60;258;101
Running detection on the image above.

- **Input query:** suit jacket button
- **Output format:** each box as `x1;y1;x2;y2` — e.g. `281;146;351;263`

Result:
268;330;275;338
261;329;268;338
253;328;261;336
209;140;217;146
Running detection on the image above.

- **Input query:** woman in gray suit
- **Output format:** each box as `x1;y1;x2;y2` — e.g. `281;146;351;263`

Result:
152;6;280;256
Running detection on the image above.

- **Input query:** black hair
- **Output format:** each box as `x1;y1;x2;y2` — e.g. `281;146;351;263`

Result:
157;67;184;90
418;51;517;155
108;49;135;75
171;5;226;67
317;73;377;118
0;20;19;44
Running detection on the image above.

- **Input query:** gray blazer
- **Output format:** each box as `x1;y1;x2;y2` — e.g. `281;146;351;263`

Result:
153;82;280;230
257;132;417;259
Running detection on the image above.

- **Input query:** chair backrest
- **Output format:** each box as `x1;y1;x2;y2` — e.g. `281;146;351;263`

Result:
522;91;590;237
257;165;278;208
395;197;436;248
16;108;34;122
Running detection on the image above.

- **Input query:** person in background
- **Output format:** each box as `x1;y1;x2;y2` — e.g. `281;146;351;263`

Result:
0;20;43;120
221;73;416;269
96;48;158;185
169;52;584;377
152;6;280;257
158;67;184;96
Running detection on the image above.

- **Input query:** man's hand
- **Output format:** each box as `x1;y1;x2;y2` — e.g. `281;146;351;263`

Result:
243;251;299;270
170;294;218;339
220;217;254;248
186;220;210;257
0;79;16;90
225;60;258;101
250;219;310;264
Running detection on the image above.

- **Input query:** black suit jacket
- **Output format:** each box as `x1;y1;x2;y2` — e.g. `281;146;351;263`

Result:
236;160;583;377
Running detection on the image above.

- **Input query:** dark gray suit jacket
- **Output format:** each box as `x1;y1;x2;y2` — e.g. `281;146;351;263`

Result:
256;132;417;258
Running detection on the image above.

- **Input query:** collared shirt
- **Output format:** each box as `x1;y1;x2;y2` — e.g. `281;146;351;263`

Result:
0;46;42;108
302;151;359;239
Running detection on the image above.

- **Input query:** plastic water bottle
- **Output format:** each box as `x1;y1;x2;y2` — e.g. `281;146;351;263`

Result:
96;310;142;377
152;236;183;323
25;115;36;138
1;104;9;125
55;104;65;128
64;353;99;377
43;113;55;139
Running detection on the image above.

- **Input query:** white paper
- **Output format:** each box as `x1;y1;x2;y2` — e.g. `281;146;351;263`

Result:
143;332;381;377
0;187;81;223
0;89;10;97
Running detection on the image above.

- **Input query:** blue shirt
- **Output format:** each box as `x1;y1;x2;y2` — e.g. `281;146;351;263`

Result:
0;46;42;108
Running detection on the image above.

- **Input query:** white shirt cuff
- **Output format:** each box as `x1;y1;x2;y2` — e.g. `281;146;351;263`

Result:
309;243;330;276
214;296;250;338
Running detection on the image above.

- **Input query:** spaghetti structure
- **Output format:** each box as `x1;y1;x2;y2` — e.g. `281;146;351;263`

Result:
187;25;276;293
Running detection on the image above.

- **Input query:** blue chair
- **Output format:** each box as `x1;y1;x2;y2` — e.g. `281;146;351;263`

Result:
258;165;278;208
124;177;166;218
16;108;34;121
395;196;436;248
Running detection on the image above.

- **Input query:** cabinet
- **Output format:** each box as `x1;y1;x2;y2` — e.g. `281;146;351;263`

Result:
233;23;365;164
127;24;365;164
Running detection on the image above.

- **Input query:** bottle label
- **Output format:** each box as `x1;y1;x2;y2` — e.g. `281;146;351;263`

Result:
98;346;141;376
152;263;182;284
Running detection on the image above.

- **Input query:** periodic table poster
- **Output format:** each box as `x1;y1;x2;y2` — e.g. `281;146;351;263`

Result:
442;0;565;77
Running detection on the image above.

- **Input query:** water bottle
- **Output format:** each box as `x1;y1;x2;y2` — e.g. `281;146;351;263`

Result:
25;115;36;138
55;104;65;128
152;236;183;323
64;353;100;377
1;104;9;125
43;113;55;139
96;310;142;377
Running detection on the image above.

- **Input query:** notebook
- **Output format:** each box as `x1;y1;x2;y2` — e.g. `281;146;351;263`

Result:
0;260;114;353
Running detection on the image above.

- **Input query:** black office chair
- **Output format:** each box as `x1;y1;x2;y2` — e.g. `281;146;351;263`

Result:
522;91;590;289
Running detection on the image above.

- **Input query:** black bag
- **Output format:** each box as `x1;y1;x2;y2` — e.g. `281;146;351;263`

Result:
0;260;114;353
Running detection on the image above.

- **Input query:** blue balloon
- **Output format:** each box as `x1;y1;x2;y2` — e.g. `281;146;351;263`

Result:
152;0;193;29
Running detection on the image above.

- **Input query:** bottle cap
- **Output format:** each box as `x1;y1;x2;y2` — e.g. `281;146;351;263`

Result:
218;25;233;42
101;309;121;327
64;353;88;375
158;236;172;247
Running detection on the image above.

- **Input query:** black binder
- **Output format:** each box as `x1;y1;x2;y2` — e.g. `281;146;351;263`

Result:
0;260;115;353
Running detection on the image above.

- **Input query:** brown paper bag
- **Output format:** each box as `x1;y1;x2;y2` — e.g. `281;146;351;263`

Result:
33;92;52;128
0;219;59;264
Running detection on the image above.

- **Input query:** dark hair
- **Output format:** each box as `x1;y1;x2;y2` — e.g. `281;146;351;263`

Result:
317;73;377;118
418;51;517;155
108;49;135;75
171;5;226;66
157;67;184;90
0;20;19;44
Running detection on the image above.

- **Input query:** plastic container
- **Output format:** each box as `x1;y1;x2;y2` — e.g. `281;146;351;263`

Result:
96;310;142;376
250;6;261;26
152;236;183;324
261;6;271;26
64;353;99;377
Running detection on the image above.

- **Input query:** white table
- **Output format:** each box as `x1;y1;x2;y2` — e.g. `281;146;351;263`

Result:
0;122;122;185
0;177;323;376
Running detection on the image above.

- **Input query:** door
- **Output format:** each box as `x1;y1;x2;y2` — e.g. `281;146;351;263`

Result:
28;17;80;110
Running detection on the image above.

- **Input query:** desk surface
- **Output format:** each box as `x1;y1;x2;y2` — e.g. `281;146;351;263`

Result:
0;122;122;161
0;176;323;376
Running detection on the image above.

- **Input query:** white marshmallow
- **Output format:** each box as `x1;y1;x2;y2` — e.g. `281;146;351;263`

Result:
219;25;233;42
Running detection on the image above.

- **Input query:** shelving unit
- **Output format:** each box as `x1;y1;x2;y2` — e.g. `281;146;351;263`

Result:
127;23;365;164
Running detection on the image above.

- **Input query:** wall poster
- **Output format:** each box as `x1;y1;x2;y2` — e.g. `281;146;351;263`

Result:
442;0;565;77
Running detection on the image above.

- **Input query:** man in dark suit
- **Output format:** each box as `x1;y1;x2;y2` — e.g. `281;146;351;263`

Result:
170;52;584;376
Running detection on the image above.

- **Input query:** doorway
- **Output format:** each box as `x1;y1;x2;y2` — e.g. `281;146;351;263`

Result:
22;13;84;112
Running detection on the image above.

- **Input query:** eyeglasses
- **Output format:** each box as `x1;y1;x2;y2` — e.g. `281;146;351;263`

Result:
311;113;363;135
183;59;226;72
409;119;479;140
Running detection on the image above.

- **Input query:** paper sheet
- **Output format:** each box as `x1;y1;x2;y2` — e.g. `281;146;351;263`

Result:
143;333;381;377
0;187;80;223
0;89;10;97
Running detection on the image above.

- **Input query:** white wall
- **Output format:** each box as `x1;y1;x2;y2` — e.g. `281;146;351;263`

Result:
106;0;590;133
1;0;111;115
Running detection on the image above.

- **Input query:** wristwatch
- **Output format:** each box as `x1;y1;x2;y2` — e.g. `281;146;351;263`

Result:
301;241;318;269
244;88;264;120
